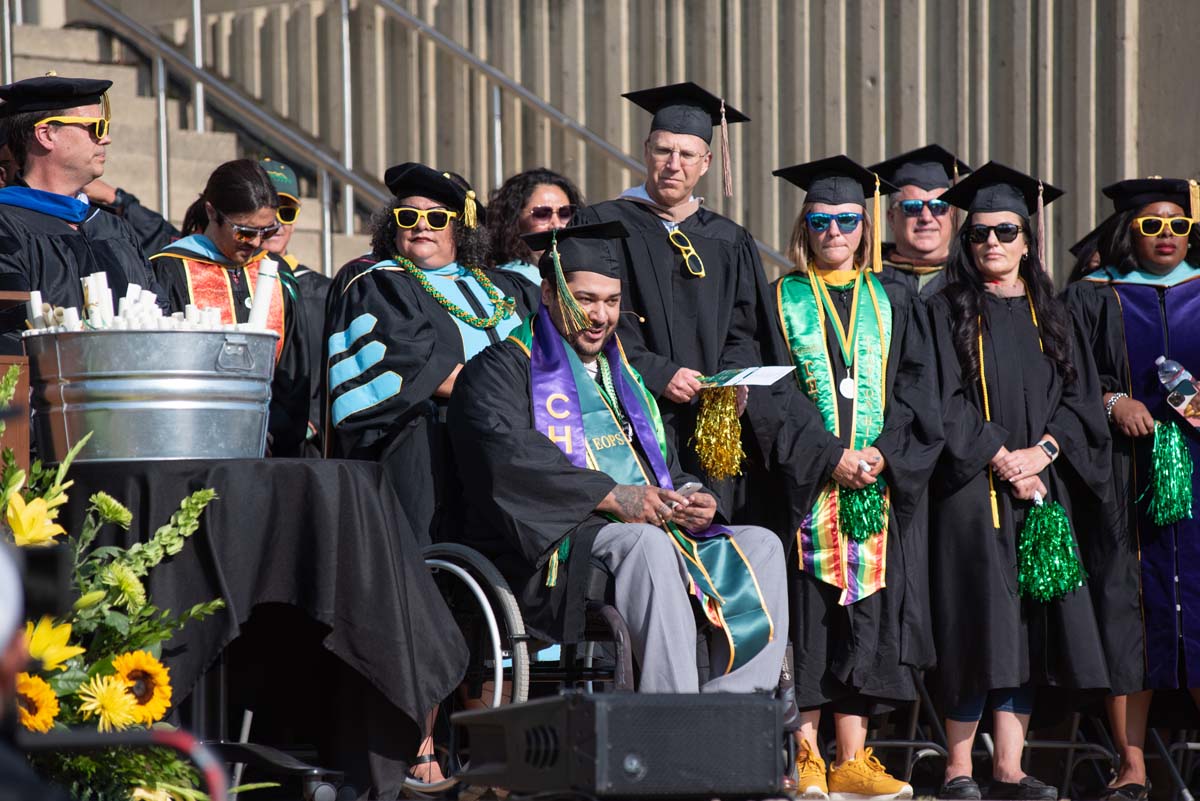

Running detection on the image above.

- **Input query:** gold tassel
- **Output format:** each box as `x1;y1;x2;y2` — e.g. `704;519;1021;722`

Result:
691;386;745;480
550;230;591;335
720;99;733;198
987;468;1001;529
1036;181;1045;270
1189;179;1199;223
463;189;478;229
871;174;882;272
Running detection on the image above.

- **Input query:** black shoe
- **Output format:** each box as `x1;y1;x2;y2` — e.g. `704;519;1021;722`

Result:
1100;782;1150;801
937;776;982;800
988;776;1058;800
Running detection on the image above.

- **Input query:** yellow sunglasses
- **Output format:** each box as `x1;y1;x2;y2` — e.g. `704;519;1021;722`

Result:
668;229;705;278
393;206;458;230
34;92;111;141
276;204;301;225
1132;216;1195;237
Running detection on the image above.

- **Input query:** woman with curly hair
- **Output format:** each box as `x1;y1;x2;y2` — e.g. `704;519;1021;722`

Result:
325;163;538;544
487;167;584;284
927;163;1111;800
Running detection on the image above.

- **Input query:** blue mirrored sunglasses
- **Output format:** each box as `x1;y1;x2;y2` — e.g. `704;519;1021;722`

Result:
897;198;951;218
806;212;864;233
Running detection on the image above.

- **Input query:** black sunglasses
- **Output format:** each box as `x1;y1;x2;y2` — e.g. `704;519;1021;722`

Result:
966;223;1025;244
897;199;951;218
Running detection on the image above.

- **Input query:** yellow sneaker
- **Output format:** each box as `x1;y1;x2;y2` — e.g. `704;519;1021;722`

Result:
828;748;913;801
794;739;829;800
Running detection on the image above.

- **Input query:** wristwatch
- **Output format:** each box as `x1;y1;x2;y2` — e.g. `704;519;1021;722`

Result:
1038;439;1059;462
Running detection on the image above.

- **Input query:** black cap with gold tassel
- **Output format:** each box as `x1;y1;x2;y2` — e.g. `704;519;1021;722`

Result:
622;81;749;198
523;221;629;336
383;162;482;228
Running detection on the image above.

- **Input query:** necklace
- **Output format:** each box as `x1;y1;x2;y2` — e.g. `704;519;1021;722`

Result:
394;255;516;329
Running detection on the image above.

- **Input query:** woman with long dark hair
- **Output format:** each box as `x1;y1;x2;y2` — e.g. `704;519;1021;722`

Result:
927;163;1111;800
1063;178;1200;801
487;167;584;284
151;158;309;456
325;163;537;545
770;156;941;801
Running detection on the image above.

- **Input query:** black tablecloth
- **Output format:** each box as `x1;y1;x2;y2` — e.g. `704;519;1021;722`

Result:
61;458;469;730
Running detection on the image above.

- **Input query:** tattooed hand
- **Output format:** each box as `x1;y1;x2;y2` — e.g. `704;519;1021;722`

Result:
597;484;689;525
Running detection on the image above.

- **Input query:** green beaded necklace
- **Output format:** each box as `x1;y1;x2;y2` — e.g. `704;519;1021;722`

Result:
394;255;516;330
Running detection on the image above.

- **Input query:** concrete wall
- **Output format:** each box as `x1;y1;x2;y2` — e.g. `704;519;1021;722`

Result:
53;0;1199;279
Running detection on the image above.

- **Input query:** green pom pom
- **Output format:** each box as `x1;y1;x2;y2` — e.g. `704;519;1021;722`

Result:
1145;420;1193;526
839;483;886;543
1017;497;1087;602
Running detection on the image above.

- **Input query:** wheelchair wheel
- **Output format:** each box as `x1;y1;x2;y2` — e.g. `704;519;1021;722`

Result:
403;543;530;796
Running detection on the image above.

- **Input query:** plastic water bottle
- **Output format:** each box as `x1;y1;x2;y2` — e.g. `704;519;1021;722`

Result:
1156;356;1193;393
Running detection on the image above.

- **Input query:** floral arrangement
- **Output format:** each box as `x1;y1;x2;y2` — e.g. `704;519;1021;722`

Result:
0;365;232;800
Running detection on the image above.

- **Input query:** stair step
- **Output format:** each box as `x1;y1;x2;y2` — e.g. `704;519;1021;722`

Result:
288;230;372;273
13;56;143;103
107;121;239;164
13;24;111;63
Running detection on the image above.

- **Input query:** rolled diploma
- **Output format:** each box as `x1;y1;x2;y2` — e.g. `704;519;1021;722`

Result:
245;258;277;330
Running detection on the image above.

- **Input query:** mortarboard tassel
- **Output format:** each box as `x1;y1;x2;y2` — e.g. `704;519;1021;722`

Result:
1189;179;1200;223
691;386;745;481
550;229;592;336
720;99;733;198
1143;420;1193;526
463;189;479;229
871;175;882;272
1036;181;1045;270
1017;491;1086;602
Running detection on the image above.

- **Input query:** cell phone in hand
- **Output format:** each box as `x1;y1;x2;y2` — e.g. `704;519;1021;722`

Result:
669;482;705;509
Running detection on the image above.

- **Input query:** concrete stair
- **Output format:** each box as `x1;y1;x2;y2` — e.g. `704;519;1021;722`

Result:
10;23;370;273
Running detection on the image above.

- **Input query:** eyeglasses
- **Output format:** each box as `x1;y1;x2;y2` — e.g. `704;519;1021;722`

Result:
966;223;1025;244
1132;216;1195;237
276;204;301;225
34;92;111;141
805;212;864;234
649;145;709;166
668;229;705;277
393;206;458;230
216;212;281;244
527;204;577;223
896;198;951;218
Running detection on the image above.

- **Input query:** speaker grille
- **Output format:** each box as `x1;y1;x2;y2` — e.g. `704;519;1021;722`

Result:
523;723;561;770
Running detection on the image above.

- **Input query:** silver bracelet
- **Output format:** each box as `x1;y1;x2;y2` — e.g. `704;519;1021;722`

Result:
1105;392;1128;422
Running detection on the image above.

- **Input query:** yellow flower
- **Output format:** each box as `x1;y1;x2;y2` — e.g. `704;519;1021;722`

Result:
7;493;67;547
25;617;86;672
77;674;137;733
131;788;173;801
113;651;172;724
15;672;58;733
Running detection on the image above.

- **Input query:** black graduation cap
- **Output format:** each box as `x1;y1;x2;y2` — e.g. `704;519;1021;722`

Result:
939;161;1063;217
441;169;488;225
1102;177;1200;220
623;81;748;197
0;75;111;116
1069;216;1114;258
773;154;898;205
526;221;629;281
869;144;972;191
383;161;480;227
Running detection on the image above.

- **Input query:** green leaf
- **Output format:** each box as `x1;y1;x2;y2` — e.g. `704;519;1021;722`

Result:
103;609;131;636
48;665;89;696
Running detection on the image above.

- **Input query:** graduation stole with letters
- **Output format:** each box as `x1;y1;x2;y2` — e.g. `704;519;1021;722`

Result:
508;306;774;672
776;269;891;605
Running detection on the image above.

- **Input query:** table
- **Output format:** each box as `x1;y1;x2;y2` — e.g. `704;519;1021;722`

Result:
61;458;469;796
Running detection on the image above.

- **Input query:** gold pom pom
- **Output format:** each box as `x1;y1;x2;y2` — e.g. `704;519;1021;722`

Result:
691;386;745;480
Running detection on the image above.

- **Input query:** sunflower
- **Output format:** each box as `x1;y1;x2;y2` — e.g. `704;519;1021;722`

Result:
15;672;58;733
25;616;86;672
77;674;138;732
113;651;172;724
7;493;66;547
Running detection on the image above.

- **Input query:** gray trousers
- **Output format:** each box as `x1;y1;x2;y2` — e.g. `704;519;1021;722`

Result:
590;522;788;693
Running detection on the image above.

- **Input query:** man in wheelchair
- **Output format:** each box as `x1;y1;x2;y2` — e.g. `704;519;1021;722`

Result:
448;221;788;694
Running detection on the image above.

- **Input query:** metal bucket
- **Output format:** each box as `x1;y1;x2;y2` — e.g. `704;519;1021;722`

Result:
24;330;279;462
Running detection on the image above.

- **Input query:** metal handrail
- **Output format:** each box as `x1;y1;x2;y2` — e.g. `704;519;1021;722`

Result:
70;0;392;274
372;0;792;272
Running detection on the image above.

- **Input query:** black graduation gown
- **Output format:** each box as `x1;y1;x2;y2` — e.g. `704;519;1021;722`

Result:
771;275;943;711
0;188;161;321
152;247;311;458
1062;279;1161;695
877;244;947;300
324;260;538;545
571;200;779;522
926;291;1112;708
446;337;700;644
97;188;182;256
288;258;333;452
